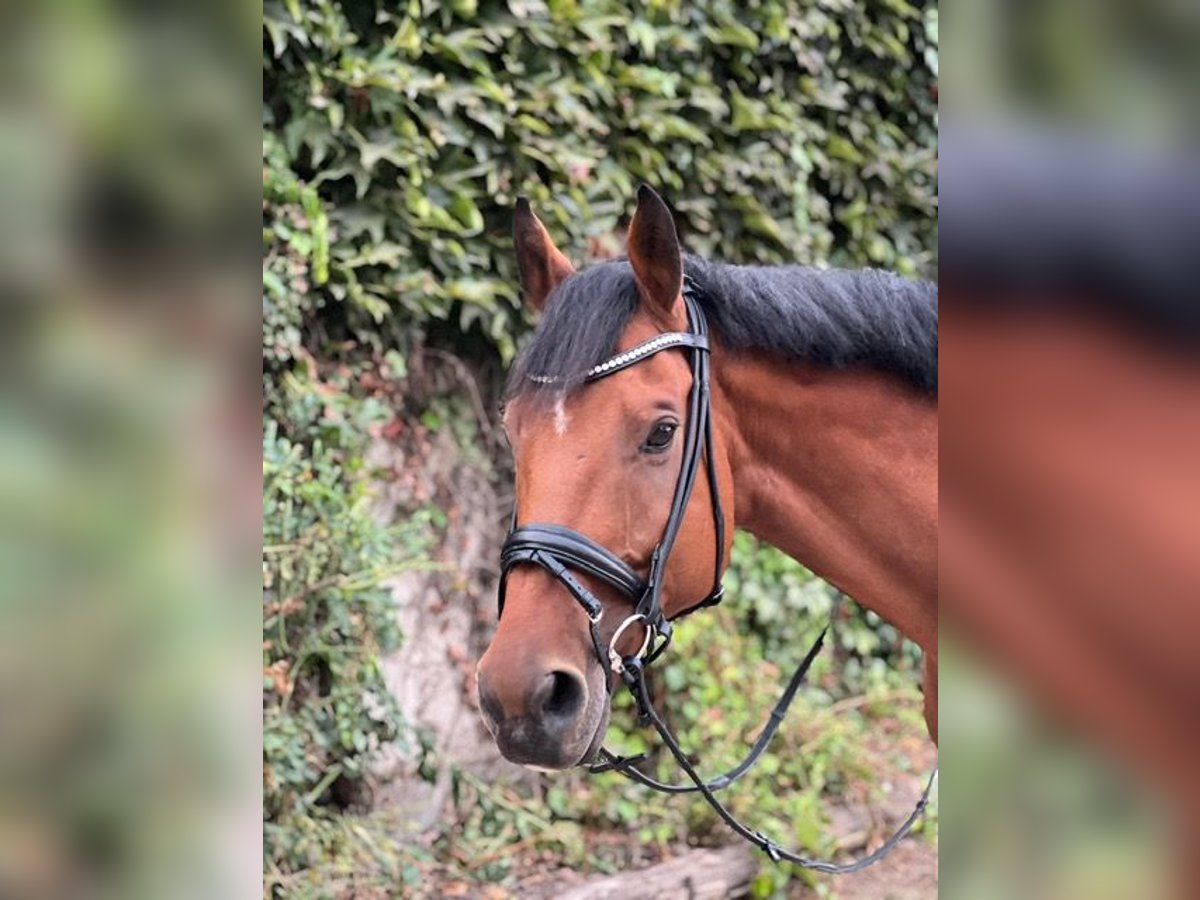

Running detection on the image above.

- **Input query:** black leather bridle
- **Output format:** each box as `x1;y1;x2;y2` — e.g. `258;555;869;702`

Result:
498;278;935;873
499;283;724;680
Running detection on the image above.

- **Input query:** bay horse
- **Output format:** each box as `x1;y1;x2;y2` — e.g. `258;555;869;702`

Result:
476;187;937;787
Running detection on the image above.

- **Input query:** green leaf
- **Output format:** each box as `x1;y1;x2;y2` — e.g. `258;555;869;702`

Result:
447;193;484;233
704;21;759;50
827;135;865;164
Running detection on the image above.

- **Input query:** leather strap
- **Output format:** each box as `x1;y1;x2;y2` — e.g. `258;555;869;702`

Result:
616;650;938;873
500;524;646;612
589;628;827;791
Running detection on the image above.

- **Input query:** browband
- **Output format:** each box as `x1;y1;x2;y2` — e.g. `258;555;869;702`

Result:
527;332;709;384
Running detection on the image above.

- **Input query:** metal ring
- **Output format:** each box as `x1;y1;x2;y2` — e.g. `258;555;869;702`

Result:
608;613;652;674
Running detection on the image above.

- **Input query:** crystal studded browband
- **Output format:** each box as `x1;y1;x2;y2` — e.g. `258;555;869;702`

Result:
527;332;710;385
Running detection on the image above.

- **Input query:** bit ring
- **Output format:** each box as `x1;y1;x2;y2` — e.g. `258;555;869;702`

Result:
608;614;652;674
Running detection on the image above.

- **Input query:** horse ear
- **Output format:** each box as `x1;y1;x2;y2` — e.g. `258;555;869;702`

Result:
513;198;575;312
627;184;684;325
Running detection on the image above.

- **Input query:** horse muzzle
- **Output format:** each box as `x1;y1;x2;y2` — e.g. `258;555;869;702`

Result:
477;656;609;770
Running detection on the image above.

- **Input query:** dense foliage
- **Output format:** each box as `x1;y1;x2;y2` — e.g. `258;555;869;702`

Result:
263;0;936;894
262;378;435;875
264;0;937;363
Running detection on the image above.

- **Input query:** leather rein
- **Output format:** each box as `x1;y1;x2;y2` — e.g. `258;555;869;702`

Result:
498;278;936;873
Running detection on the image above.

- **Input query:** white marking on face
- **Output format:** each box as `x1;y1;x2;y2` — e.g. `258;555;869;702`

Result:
553;396;569;436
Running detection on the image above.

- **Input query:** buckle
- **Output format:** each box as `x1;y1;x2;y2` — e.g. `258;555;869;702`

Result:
751;831;783;862
587;752;647;775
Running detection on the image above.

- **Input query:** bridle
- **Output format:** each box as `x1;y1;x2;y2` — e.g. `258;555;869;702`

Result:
499;281;724;681
497;277;936;873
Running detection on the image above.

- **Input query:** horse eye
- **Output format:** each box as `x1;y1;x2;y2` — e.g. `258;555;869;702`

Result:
642;421;677;453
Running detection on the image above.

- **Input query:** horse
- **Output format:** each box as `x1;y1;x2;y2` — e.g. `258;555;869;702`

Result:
475;185;937;783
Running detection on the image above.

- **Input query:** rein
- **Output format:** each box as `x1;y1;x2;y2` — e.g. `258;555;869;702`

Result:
498;278;936;873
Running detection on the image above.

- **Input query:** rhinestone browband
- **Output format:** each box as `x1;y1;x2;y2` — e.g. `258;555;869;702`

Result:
528;332;708;384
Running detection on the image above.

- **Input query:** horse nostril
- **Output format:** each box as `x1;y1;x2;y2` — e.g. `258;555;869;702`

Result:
537;670;586;724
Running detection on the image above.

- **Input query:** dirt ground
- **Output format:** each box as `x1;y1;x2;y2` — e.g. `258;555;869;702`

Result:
816;839;937;900
802;740;938;899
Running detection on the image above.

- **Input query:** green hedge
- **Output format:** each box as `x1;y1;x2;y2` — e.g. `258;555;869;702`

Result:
264;0;937;363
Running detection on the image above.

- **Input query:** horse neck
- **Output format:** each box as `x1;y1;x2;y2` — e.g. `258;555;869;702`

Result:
711;347;938;653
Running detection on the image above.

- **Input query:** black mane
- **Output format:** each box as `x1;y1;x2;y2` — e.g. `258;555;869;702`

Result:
508;255;938;398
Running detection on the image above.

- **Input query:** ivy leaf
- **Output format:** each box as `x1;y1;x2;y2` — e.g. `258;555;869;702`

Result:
704;21;760;50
